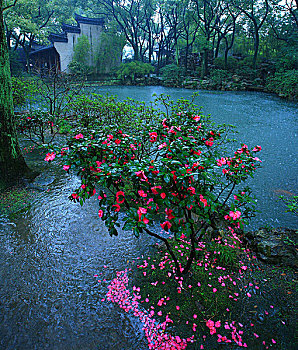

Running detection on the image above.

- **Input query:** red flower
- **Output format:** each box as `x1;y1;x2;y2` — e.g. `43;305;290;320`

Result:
149;132;158;142
151;186;161;194
98;209;103;218
165;208;175;220
160;193;166;199
112;204;121;212
205;138;214;147
116;191;125;204
160;221;172;231
115;139;121;145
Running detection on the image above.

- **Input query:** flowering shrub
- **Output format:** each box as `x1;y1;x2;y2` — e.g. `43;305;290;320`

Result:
47;94;261;276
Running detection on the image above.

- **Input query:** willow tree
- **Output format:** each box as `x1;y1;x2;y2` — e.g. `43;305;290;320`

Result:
0;0;31;189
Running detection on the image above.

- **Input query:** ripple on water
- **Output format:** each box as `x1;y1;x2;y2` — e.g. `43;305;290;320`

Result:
0;171;150;349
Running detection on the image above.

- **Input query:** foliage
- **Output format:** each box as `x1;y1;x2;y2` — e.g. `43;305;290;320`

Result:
213;57;239;71
279;195;298;215
46;94;261;276
95;27;126;74
209;69;231;86
9;49;23;76
11;76;39;106
160;64;185;86
266;70;298;100
68;35;91;75
115;61;154;83
15;71;86;145
16;111;57;145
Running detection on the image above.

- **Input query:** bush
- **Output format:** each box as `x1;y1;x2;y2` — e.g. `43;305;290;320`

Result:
68;35;91;75
46;94;261;276
11;77;40;107
266;69;298;100
115;61;154;83
213;56;239;71
160;64;185;86
240;56;262;68
273;56;298;72
209;69;231;86
9;50;23;76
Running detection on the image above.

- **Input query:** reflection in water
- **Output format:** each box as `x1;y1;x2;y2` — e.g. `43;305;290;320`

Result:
0;87;297;349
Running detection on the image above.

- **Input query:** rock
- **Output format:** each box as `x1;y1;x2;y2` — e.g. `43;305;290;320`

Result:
232;75;240;82
244;227;297;267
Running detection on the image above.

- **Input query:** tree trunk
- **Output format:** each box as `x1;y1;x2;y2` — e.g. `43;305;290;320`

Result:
253;25;259;70
0;1;32;189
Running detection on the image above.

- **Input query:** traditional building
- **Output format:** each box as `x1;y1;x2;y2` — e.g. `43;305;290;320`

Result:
30;14;105;73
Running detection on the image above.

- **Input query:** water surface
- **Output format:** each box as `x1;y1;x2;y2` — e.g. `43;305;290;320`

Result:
0;87;297;349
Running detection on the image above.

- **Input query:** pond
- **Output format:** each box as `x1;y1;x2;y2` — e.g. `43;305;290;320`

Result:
0;87;297;349
85;86;298;229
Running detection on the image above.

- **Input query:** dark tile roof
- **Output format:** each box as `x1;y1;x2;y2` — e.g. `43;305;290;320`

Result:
62;23;81;34
49;33;68;43
29;44;56;56
75;13;104;26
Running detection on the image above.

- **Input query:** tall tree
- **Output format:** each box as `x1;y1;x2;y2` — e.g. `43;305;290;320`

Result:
232;0;269;69
0;0;31;189
193;0;219;77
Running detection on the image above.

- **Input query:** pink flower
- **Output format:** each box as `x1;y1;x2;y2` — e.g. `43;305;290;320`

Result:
137;207;149;224
162;118;168;128
135;171;148;182
160;193;166;199
217;157;226;166
187;186;196;195
74;133;84;139
45;152;56;162
229;210;241;220
61;147;69;156
209;327;216;335
252;145;262;152
193;115;200;121
138;190;147;198
158;142;167;149
98;209;103;218
63;165;70;171
206;320;214;328
200;194;208;207
215;321;221;328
